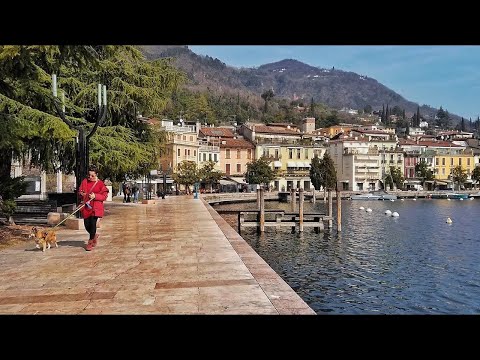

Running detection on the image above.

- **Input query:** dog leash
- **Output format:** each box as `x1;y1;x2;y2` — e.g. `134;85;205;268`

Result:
50;180;99;230
50;200;91;230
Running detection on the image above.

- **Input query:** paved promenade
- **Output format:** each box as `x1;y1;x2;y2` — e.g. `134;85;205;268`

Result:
0;196;315;314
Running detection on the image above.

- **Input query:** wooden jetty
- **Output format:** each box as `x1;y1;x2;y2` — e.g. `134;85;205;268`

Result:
238;210;332;234
238;188;333;234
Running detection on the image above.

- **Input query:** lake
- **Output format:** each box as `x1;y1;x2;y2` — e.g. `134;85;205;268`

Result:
213;198;480;314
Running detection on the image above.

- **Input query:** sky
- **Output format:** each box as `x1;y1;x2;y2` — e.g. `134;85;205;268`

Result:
189;46;480;120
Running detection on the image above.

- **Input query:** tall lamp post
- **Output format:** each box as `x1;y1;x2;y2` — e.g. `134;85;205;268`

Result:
51;74;107;216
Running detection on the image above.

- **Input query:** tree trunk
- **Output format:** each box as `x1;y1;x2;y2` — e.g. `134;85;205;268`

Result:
0;152;13;179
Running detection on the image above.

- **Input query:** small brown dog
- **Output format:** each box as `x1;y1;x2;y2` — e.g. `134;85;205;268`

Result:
29;227;58;252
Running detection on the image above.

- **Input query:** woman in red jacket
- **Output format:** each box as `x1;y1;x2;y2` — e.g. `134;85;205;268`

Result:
78;165;109;251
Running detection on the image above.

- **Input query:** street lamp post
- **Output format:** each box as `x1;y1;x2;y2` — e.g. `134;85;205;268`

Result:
51;74;107;216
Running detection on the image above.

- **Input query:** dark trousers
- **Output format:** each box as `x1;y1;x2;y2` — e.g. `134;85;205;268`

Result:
84;216;99;240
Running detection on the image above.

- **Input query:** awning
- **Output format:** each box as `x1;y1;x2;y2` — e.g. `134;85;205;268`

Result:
228;176;247;185
287;161;296;167
220;179;237;185
273;161;282;167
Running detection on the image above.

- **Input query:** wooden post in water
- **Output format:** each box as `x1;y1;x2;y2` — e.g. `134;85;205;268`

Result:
336;188;342;232
312;187;316;204
299;188;304;232
259;187;265;233
291;188;296;212
256;186;260;210
328;190;333;229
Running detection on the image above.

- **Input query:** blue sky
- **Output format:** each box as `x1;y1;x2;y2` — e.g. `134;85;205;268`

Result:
189;46;480;120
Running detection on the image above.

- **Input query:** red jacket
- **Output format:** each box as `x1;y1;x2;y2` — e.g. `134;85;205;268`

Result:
78;178;109;218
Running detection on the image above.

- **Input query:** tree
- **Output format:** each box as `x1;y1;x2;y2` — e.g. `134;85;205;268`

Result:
471;166;480;189
435;106;450;128
261;89;274;114
450;165;467;190
310;152;337;191
309;155;323;190
391;105;402;117
0;45;185;184
245;156;277;188
309;97;316;117
199;161;223;193
415;160;434;186
461;117;465;132
172;161;199;194
388;166;404;190
363;104;372;114
416;106;421;127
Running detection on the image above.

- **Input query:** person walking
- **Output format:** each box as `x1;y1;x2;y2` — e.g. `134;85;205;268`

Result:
78;164;109;251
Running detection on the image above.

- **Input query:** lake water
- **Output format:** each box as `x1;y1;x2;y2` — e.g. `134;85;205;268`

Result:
213;198;480;314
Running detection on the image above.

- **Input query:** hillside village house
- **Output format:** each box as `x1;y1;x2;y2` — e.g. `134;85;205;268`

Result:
240;120;327;191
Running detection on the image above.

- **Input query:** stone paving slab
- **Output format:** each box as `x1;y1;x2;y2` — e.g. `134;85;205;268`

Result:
0;196;315;315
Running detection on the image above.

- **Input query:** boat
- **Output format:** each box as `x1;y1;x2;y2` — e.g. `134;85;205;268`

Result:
429;192;469;199
350;190;397;200
468;191;480;199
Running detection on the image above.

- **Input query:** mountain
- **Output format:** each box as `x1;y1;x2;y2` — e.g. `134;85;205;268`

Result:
141;46;461;123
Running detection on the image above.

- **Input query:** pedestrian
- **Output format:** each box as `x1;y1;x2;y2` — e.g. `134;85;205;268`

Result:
132;183;139;203
78;164;109;251
122;181;128;203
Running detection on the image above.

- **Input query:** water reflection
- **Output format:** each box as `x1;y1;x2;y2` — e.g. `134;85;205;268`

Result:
214;199;480;314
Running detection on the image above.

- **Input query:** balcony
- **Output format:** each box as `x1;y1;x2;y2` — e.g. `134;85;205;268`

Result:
199;145;220;152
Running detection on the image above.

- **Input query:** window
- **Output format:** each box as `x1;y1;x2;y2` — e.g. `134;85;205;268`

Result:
297;149;301;159
451;158;454;166
226;149;230;159
305;149;308;159
214;154;218;162
188;150;190;156
237;149;241;159
209;154;212;161
194;150;196;157
436;158;439;166
467;158;471;166
203;153;206;162
459;158;462;166
184;149;187;156
263;149;267;157
178;149;180;157
275;149;279;159
237;164;241;173
190;136;193;142
442;158;445;166
183;135;186;141
289;149;293;159
226;164;230;175
247;149;251;159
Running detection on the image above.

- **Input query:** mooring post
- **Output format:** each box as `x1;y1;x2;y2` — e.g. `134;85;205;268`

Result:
256;185;260;210
291;188;296;212
299;188;304;232
336;188;342;232
328;190;333;229
260;187;265;233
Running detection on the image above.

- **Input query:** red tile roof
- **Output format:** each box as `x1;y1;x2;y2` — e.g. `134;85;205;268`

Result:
419;141;461;148
219;138;255;149
200;127;235;138
253;125;299;135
